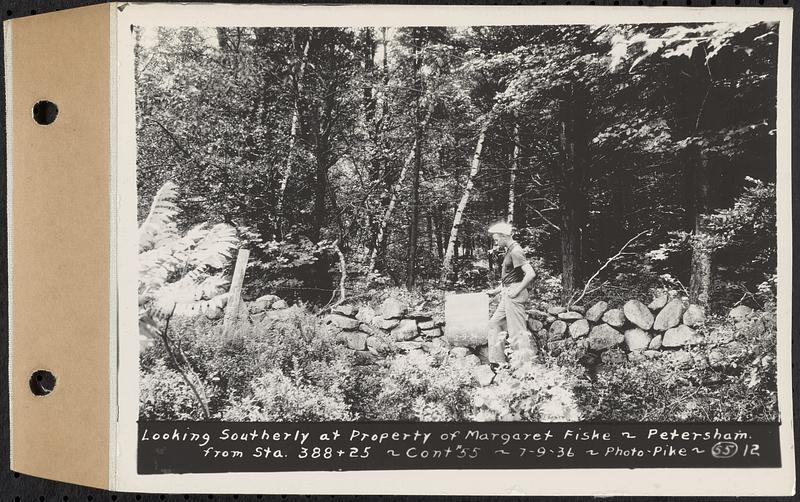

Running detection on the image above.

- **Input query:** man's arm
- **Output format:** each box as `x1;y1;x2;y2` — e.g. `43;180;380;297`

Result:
508;262;536;298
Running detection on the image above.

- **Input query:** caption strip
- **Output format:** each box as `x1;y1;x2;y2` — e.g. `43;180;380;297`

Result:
138;421;780;473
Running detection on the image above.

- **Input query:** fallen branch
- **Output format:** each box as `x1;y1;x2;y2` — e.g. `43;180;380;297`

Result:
569;229;651;307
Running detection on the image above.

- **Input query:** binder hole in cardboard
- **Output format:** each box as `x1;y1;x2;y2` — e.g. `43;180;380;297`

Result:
29;370;56;396
32;100;58;125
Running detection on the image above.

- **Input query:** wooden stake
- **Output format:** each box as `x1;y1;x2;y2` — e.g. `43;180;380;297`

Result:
223;248;249;337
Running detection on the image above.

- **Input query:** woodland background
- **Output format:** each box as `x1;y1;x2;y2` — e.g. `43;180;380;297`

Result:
136;22;780;422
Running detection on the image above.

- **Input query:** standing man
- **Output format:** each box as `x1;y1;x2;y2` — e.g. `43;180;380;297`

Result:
485;222;536;364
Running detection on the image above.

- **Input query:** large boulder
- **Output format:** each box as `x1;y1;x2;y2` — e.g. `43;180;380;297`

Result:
683;304;706;327
662;324;698;348
558;311;584;322
391;319;419;341
585;301;609;322
624;328;652;352
569;319;590;339
653;299;685;331
380;297;408;319
344;331;368;350
325;314;360;331
588;324;624;351
648;294;669;311
602;309;626;328
729;305;754;320
623;300;654;330
549;320;568;340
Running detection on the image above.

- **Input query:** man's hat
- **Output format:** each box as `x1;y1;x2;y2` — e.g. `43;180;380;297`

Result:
487;222;513;236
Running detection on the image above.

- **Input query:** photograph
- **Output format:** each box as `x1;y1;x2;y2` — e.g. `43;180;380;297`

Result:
134;20;780;425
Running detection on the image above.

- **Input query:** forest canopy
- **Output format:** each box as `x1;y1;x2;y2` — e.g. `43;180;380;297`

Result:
135;22;778;311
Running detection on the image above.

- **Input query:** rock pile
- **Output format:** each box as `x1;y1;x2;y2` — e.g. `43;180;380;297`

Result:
322;297;446;366
528;295;709;365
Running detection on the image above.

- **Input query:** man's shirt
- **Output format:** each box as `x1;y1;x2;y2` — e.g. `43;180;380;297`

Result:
500;241;528;286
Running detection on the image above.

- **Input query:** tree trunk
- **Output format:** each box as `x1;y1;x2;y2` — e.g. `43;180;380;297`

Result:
440;123;489;283
368;100;434;273
688;147;712;306
275;36;311;239
406;30;423;290
508;116;519;225
556;83;589;302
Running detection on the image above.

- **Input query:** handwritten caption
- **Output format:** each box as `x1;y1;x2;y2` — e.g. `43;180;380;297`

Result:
137;422;780;473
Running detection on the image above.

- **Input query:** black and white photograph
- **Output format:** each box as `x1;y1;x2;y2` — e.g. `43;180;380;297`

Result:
135;18;783;427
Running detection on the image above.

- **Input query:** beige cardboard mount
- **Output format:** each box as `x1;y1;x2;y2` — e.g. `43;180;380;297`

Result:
6;3;113;489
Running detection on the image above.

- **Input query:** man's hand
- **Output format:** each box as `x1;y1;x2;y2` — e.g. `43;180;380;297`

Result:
484;286;502;296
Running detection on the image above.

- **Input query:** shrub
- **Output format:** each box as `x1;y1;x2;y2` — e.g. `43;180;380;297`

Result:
377;351;474;421
472;349;581;421
139;359;206;420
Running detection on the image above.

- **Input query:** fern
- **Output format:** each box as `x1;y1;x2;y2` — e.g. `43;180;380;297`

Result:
138;181;180;252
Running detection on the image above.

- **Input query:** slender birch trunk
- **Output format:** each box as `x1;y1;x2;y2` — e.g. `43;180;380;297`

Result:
368;100;434;273
275;37;310;238
508;118;519;224
440;123;489;283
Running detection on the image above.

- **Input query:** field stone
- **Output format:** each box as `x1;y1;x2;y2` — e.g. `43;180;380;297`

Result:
372;317;400;331
628;351;647;363
527;318;544;332
649;334;663;350
588;324;624;351
549;320;568;340
396;341;424;352
662;324;696;348
418;319;436;330
623;300;654;330
252;294;279;312
391;319;419;341
569;305;586;314
602;309;626;328
450;347;469;358
648;294;669;311
585;301;609;322
344;331;368;350
271;299;288;310
527;309;548;320
205;306;224;320
547;306;567;315
624;328;652;352
653;299;685;331
326;314;360;330
421;327;443;338
464;354;481;366
355;305;376;324
358;322;383;338
472;365;496;387
366;335;391;355
380;297;407;318
558;311;584;322
668;350;693;368
729;305;754;320
545;315;558;324
332;304;357;317
643;350;662;359
569;319;590;339
683;304;706;327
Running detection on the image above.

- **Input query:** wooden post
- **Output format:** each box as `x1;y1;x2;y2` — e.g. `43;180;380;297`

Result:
223;248;249;337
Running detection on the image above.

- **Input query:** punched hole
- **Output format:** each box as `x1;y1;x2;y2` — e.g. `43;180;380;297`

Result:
32;100;58;125
29;370;56;396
